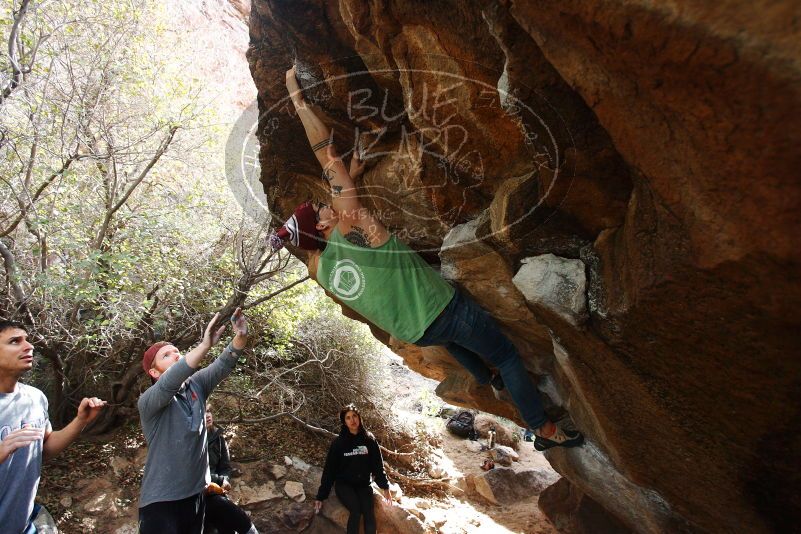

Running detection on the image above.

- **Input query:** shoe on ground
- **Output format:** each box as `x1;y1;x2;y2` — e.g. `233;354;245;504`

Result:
533;424;584;451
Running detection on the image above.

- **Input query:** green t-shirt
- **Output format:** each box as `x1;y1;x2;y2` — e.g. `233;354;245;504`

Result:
318;228;455;343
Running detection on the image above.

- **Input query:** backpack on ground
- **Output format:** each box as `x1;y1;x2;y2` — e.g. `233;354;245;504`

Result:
446;410;477;439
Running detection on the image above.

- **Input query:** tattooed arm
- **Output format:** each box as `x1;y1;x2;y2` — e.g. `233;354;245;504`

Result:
286;67;389;247
285;66;360;215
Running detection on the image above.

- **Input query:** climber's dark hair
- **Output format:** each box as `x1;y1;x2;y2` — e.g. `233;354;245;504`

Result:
339;403;369;437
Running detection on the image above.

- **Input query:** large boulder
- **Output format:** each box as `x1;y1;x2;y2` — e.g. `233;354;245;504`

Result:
469;466;559;505
539;478;632;534
248;1;801;531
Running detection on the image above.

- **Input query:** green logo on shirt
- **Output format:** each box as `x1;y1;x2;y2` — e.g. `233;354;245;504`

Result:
329;259;366;301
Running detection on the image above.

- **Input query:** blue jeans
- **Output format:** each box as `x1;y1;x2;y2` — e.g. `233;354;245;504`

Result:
415;289;548;429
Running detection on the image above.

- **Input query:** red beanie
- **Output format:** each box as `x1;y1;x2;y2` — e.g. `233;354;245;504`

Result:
269;201;323;251
142;341;169;374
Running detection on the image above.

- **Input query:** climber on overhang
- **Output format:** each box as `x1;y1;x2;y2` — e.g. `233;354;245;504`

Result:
270;66;584;451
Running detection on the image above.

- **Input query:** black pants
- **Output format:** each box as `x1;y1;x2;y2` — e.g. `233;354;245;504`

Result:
139;492;205;534
205;494;253;534
335;482;375;534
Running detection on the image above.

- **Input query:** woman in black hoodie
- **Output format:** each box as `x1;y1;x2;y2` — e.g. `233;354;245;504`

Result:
314;404;391;534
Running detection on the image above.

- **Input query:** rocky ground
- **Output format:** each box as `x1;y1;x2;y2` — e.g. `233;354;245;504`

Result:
37;350;560;533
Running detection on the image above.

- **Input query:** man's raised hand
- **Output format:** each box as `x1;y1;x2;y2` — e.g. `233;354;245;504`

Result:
230;307;248;350
0;427;45;465
203;312;226;348
76;397;107;426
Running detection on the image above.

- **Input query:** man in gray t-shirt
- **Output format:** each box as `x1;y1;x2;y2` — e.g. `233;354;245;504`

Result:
0;320;106;534
137;308;248;534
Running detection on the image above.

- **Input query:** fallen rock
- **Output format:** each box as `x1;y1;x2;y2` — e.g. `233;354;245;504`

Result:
32;506;57;534
59;496;72;508
472;467;559;505
463;439;484;453
83;491;118;515
284;480;306;502
283;456;293;466
290;456;312;472
427;464;446;479
281;502;315;530
490;445;520;466
497;444;520;461
268;464;287;480
407;507;426;523
388;482;403;501
512;254;588;326
110;456;131;477
236;481;282;505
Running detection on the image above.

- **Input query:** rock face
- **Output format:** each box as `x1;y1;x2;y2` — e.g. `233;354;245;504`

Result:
513;254;588;326
247;1;801;532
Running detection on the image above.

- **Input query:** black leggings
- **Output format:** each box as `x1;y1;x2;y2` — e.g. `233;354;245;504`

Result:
205;494;253;534
335;482;375;534
138;493;204;534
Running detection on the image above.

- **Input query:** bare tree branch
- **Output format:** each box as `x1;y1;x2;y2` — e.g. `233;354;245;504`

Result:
0;239;28;310
92;125;178;249
1;0;32;103
0;155;77;237
243;275;310;310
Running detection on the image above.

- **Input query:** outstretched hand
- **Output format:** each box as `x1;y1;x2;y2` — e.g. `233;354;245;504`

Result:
285;66;304;107
202;312;226;348
76;397;107;426
230;307;248;350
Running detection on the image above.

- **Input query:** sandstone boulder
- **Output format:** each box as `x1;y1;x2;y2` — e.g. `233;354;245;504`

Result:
249;1;801;531
236;481;282;506
539;478;632;534
490;444;520;466
471;466;559;505
268;464;288;480
281;502;315;530
513;254;588;326
284;480;306;502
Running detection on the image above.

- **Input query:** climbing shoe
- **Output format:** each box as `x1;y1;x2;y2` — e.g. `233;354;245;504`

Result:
533;423;585;451
490;373;512;401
